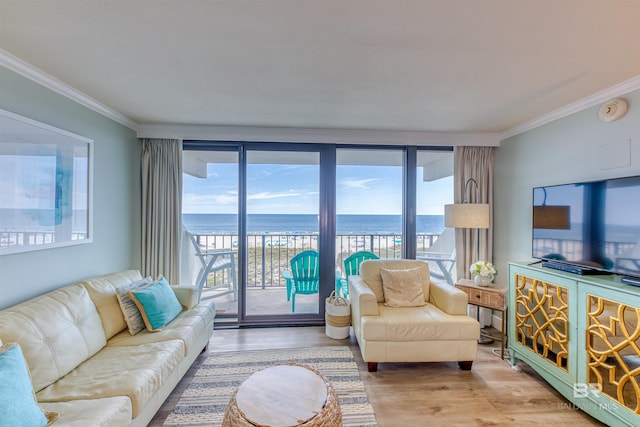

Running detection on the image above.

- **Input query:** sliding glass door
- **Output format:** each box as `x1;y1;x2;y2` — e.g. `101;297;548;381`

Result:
182;142;452;326
335;148;404;283
415;150;455;285
182;148;239;319
245;149;320;317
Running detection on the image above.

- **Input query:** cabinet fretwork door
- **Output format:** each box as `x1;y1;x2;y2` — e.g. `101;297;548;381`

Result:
586;294;640;414
514;274;570;371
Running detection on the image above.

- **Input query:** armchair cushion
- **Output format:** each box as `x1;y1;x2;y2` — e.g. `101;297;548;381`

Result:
380;267;426;307
360;259;430;302
361;304;480;342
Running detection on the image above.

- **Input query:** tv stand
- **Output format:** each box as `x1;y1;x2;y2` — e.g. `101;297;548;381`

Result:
509;262;640;427
541;260;611;276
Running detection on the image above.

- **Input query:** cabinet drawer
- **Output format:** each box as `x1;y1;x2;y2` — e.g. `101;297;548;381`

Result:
461;287;505;309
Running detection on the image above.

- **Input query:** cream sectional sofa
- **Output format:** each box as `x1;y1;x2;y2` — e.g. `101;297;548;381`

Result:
349;259;480;372
0;269;216;427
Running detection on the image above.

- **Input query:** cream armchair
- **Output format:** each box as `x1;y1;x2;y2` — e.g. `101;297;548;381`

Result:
349;259;480;372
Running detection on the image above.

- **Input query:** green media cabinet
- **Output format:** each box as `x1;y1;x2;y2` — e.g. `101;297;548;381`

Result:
509;262;640;427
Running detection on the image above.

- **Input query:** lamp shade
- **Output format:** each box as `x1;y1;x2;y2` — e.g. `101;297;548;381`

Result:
444;203;490;229
533;205;570;229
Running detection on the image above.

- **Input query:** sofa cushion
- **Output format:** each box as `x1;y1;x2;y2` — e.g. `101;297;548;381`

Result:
380;267;426;307
108;299;215;356
128;277;184;332
0;284;106;392
39;397;132;427
36;340;184;418
360;259;430;303
361;303;480;342
82;270;144;339
115;277;153;335
0;343;59;427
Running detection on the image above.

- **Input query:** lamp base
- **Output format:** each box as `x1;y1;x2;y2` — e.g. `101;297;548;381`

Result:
478;328;494;345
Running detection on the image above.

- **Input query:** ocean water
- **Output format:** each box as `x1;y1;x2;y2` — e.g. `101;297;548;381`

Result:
183;214;444;235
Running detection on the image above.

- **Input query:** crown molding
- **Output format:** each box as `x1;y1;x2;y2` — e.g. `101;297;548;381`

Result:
0;48;138;131
500;75;640;140
137;124;501;147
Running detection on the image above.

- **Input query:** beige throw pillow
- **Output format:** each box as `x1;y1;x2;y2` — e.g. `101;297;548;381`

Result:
380;267;426;307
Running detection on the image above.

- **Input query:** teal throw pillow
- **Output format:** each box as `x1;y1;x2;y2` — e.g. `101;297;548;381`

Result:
0;343;58;427
128;276;183;332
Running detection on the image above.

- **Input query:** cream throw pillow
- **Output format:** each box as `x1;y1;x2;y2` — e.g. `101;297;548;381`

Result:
380;267;426;307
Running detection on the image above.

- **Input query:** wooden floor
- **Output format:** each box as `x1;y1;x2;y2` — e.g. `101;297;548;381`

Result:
149;326;605;427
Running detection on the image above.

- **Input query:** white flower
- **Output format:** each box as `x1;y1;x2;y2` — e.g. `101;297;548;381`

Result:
470;261;498;278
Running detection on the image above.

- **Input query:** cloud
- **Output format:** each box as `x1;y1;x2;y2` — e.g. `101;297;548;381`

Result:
340;178;378;188
248;191;300;200
214;194;238;204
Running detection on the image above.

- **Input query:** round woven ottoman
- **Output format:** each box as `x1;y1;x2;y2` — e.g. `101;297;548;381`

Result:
222;363;342;427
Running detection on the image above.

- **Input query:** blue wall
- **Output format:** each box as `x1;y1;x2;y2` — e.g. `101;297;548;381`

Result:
0;67;141;309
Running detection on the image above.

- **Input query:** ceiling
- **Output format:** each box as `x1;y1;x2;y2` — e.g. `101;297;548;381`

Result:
1;0;640;136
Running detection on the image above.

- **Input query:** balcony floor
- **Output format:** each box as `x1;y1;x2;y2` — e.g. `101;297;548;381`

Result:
201;285;321;317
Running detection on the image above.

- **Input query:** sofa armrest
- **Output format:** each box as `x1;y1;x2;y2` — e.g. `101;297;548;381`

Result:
171;286;198;310
348;276;379;317
429;281;468;315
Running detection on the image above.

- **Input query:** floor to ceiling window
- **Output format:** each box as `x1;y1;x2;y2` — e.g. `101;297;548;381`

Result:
245;150;320;317
334;148;404;288
415;150;456;285
182;148;239;317
181;142;453;327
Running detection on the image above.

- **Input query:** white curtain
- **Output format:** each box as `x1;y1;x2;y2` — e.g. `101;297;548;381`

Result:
454;146;495;325
141;138;182;284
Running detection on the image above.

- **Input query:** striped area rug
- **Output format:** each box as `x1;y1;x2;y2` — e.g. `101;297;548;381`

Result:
163;346;377;427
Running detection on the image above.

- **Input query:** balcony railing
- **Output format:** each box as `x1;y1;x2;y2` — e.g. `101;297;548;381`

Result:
0;231;88;248
533;238;635;263
193;232;442;288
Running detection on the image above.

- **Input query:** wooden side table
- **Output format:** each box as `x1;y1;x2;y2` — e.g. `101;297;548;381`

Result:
455;279;508;359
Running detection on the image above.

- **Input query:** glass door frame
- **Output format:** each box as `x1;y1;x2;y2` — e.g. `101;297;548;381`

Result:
183;141;453;327
238;142;335;326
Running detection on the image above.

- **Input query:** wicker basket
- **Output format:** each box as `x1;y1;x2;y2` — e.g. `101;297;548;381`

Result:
222;363;342;427
325;290;351;339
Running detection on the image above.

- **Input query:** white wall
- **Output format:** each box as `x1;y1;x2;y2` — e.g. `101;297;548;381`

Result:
0;67;141;309
494;89;640;285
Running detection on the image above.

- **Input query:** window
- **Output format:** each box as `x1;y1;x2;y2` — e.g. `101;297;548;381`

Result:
182;142;453;326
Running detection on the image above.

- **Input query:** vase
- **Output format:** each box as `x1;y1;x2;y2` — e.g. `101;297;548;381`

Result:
474;274;493;287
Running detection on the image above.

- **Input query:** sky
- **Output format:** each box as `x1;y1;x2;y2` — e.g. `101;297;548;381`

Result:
182;162;453;215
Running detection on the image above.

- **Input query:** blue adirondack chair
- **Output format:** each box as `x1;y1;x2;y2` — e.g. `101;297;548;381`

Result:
336;251;379;298
282;250;320;312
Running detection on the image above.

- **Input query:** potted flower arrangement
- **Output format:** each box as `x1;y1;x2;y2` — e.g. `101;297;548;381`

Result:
470;261;497;287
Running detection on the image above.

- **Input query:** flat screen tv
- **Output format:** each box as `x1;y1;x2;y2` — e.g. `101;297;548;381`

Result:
532;175;640;285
